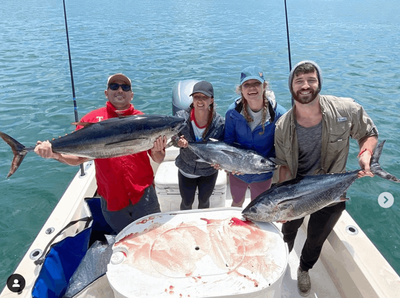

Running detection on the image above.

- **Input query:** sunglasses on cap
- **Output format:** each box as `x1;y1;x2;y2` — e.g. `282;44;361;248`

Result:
108;83;131;91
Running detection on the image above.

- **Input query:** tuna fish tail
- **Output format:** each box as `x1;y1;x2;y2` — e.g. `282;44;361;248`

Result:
370;140;400;183
0;131;31;178
166;135;180;148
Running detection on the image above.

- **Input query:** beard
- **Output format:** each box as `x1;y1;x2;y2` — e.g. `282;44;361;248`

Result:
292;88;320;104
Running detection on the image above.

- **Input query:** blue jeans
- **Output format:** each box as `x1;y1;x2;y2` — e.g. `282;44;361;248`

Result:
100;185;161;234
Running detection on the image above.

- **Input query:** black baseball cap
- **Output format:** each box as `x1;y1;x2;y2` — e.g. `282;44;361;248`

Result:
189;81;214;98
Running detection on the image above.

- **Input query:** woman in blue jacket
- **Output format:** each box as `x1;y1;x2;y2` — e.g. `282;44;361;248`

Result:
224;66;286;207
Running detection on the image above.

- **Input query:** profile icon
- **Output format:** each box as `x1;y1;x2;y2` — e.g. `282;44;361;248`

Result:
12;279;21;288
6;274;25;293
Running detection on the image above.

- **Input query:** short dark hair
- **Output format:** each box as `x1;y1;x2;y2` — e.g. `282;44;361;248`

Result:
293;62;317;77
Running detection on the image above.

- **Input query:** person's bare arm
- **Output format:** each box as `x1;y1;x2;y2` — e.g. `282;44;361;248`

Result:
149;136;167;164
34;140;89;166
357;136;378;178
278;165;292;183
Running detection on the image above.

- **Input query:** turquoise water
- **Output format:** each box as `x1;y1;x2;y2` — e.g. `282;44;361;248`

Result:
1;0;399;288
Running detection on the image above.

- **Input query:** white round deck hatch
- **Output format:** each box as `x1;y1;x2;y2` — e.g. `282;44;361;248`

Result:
107;208;288;298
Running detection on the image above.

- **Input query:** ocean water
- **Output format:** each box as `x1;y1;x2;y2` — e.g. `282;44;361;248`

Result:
0;0;399;288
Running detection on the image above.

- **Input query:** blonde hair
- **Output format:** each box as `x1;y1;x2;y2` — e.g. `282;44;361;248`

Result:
236;82;274;135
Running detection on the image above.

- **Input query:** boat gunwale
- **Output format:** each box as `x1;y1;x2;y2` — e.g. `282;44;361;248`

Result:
1;151;400;297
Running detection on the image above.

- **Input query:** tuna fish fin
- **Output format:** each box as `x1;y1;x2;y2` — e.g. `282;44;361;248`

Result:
195;158;208;163
276;198;301;206
166;135;180;148
370;140;400;183
71;122;94;128
268;157;277;164
0;131;30;178
231;141;242;147
220;150;244;159
371;140;384;164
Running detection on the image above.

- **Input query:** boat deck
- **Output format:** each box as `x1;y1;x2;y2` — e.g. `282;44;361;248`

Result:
283;236;342;298
98;191;343;298
2;156;399;298
226;189;343;298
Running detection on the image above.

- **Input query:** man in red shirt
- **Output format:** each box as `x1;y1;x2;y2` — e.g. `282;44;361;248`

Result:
34;73;166;233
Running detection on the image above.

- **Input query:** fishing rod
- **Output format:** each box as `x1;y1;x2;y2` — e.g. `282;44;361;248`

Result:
283;0;294;106
62;0;85;176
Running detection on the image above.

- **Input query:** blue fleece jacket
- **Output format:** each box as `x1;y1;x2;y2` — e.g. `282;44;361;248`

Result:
224;97;286;183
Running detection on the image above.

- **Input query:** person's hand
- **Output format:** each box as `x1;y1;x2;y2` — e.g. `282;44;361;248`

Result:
357;150;374;178
358;170;374;178
152;135;167;152
34;140;57;159
177;135;188;148
231;170;244;175
276;220;288;224
211;164;243;175
211;163;221;170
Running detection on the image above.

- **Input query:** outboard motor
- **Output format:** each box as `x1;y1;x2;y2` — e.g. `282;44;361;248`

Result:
172;79;199;115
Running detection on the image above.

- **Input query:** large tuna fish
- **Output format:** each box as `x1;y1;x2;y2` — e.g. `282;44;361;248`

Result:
186;140;277;174
0;114;185;178
242;140;400;223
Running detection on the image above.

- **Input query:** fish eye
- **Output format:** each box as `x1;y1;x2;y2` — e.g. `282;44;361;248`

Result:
260;159;266;164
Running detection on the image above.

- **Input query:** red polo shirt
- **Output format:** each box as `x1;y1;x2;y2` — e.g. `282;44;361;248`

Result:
76;101;154;211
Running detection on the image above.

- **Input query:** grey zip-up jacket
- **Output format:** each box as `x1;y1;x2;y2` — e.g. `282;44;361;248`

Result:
274;95;378;178
175;108;225;176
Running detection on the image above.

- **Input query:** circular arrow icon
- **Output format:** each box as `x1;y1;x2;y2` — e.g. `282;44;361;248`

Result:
378;192;394;209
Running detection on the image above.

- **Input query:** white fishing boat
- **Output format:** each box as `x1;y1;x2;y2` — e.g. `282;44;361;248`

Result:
1;80;400;298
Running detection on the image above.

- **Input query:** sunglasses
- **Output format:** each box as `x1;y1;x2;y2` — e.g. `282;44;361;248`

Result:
108;83;131;91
